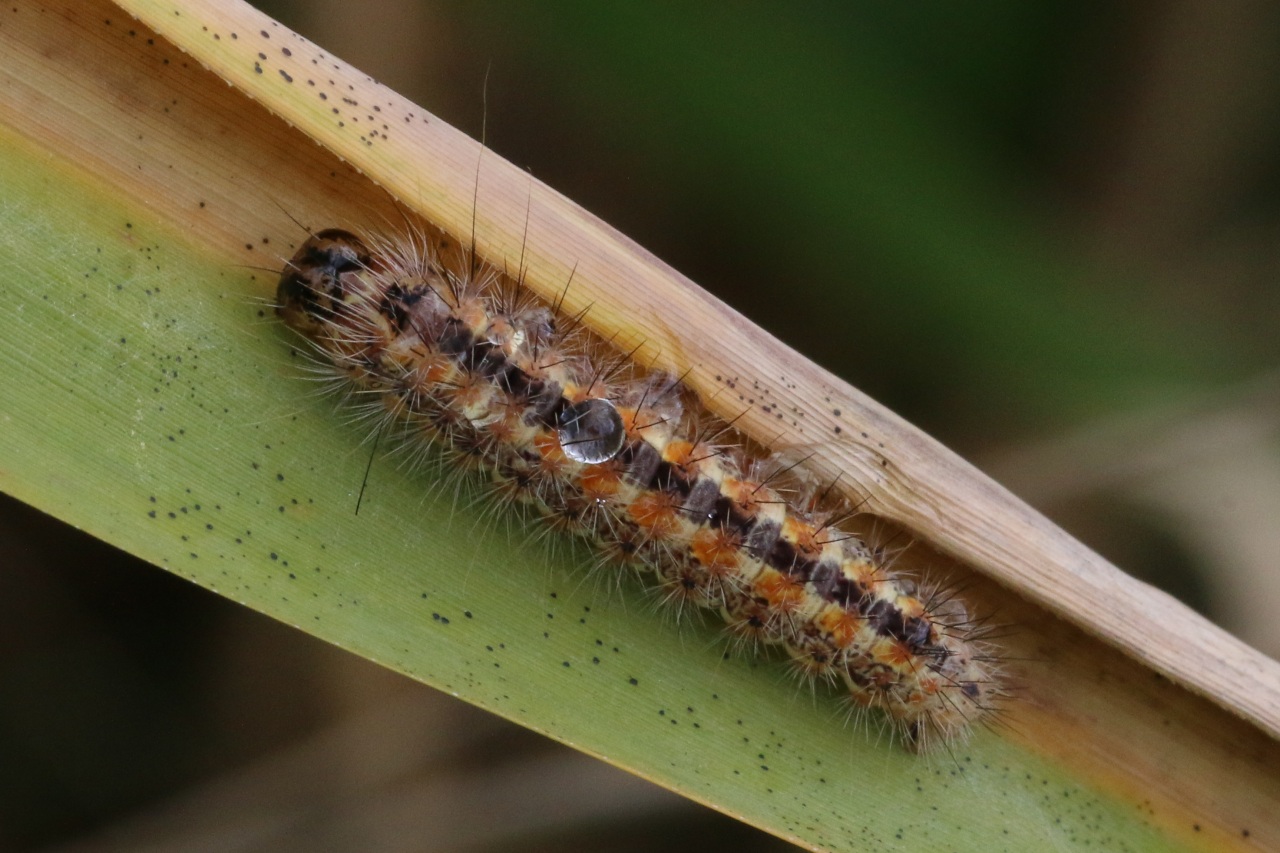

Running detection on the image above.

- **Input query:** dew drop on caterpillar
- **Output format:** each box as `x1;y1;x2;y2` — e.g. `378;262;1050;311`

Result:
273;213;1004;753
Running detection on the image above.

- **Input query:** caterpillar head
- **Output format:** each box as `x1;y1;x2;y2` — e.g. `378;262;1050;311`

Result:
276;229;373;340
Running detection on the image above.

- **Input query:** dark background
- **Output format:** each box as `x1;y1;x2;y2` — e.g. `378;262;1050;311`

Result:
5;3;1280;850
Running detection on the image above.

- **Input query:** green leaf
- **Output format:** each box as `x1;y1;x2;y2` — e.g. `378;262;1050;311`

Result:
0;1;1265;849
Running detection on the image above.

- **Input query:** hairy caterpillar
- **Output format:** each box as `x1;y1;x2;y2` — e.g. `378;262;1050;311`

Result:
274;223;1001;751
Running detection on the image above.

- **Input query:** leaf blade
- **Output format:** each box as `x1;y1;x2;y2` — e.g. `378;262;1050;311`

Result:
0;1;1272;849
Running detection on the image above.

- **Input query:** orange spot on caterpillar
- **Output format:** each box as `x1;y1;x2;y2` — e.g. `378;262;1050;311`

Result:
816;606;860;649
627;490;683;539
578;462;622;501
691;527;741;573
753;567;807;612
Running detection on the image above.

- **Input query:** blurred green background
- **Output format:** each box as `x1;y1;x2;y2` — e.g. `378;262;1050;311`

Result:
5;2;1280;849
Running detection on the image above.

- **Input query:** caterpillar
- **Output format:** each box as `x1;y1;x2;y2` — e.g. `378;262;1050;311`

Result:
274;223;1001;752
